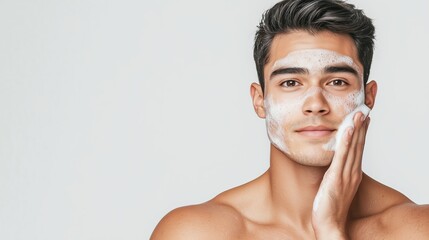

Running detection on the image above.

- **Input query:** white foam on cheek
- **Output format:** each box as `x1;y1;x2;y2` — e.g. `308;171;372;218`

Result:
265;87;326;153
264;95;292;154
322;90;365;115
323;88;370;151
266;87;369;153
335;104;370;149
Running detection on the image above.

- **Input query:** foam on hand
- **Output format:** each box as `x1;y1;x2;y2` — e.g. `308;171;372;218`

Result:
324;104;371;151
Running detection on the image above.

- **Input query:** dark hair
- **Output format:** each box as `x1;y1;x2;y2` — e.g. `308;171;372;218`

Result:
254;0;375;92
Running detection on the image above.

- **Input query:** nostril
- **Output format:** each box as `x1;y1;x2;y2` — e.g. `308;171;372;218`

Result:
303;108;328;115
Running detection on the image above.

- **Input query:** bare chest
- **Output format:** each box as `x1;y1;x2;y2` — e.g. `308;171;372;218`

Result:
348;216;387;240
230;217;386;240
234;222;315;240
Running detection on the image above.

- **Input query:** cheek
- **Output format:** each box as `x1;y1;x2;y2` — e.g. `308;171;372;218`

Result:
265;96;303;126
324;90;365;115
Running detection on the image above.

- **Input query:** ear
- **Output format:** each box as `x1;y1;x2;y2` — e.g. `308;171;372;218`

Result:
364;80;377;109
250;83;266;118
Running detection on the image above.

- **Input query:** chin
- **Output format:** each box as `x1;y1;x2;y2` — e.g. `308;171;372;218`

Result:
270;139;336;167
286;145;334;167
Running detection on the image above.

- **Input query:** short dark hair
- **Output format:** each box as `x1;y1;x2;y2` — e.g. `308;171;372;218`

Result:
254;0;375;92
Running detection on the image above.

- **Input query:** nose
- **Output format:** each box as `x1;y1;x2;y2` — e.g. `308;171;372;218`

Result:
302;89;330;116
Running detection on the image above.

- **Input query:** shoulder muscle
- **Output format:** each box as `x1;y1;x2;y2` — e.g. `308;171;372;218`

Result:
150;203;245;240
383;203;429;239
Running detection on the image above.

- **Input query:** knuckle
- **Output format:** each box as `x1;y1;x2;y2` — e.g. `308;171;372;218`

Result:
351;173;362;184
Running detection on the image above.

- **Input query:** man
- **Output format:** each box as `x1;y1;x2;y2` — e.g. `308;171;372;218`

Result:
151;0;429;239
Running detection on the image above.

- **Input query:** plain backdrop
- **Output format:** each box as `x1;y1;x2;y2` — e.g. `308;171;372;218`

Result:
1;0;428;239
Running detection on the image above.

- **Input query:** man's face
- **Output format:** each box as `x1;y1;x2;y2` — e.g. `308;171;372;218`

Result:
262;30;365;166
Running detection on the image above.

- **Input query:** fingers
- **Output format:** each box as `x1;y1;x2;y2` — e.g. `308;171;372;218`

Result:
343;112;371;183
343;112;366;173
330;111;370;176
352;116;370;171
329;124;354;175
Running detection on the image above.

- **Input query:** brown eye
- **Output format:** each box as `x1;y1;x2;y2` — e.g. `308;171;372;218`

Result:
281;80;300;87
329;79;348;86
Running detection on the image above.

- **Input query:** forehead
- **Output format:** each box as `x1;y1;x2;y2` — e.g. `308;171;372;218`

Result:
272;49;358;73
264;30;363;77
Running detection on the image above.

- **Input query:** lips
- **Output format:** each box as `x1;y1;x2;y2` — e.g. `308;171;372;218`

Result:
295;126;336;138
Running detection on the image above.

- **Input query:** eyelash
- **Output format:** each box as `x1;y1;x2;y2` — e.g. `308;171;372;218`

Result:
280;80;301;88
279;79;350;88
328;79;349;86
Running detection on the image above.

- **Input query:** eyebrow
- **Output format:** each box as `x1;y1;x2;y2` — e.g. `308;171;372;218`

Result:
270;67;309;80
269;65;360;80
324;65;359;77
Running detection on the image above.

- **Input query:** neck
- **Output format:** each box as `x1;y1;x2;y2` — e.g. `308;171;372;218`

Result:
266;144;328;231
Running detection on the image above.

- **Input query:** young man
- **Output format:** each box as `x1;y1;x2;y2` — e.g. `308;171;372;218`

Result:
151;0;429;239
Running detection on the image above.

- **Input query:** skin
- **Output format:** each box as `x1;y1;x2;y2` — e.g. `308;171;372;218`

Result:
151;31;429;239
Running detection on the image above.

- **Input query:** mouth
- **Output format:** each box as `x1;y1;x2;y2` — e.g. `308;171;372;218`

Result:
295;126;336;138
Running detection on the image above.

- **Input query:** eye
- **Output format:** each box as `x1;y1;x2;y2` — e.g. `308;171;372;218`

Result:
328;79;349;86
281;80;301;88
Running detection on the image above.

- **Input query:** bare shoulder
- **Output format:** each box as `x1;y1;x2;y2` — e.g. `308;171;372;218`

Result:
150;172;269;239
150;201;246;240
350;175;428;239
380;202;429;239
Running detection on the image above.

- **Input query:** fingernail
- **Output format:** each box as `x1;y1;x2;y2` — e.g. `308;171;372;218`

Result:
361;114;365;122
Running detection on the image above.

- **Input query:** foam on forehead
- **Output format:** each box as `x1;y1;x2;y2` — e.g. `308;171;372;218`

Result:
272;49;362;79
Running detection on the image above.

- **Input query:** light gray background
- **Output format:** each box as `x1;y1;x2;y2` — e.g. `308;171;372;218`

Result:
1;0;428;239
